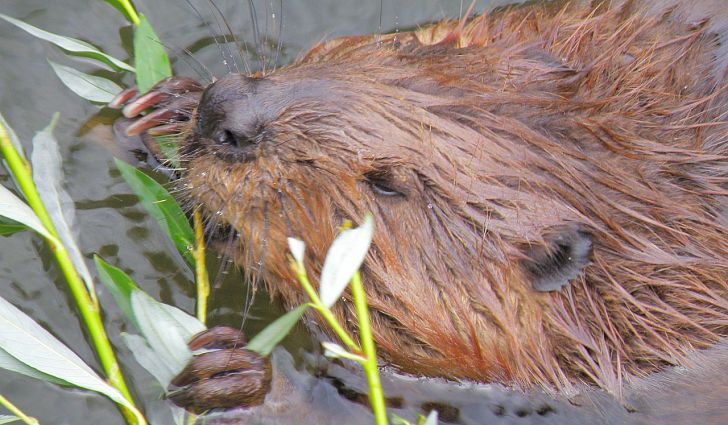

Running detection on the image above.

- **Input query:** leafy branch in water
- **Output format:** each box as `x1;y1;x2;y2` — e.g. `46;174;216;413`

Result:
0;114;145;425
0;1;175;424
284;216;388;425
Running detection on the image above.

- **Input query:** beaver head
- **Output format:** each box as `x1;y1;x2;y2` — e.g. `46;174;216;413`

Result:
173;1;728;394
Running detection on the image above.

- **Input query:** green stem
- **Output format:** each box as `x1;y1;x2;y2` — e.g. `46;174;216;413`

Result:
350;271;388;425
0;122;142;425
0;393;39;425
193;210;209;324
292;262;360;352
117;0;141;25
184;412;198;425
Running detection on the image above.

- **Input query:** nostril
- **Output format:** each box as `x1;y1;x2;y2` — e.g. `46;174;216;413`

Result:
216;129;254;150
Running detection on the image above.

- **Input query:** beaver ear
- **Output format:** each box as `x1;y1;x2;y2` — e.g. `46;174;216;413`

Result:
520;224;593;292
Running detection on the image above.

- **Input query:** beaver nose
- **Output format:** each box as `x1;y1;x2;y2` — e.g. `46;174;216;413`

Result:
195;74;270;153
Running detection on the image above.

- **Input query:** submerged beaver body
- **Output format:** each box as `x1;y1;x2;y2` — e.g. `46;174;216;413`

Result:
118;0;728;414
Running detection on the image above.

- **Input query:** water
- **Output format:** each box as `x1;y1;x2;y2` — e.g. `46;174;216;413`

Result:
0;0;507;423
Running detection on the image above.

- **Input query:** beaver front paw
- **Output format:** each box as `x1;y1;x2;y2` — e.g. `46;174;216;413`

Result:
109;76;203;172
167;326;272;414
109;76;203;137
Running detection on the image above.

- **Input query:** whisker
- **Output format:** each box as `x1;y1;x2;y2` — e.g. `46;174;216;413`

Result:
247;0;264;72
272;0;284;72
147;35;216;83
242;201;268;328
208;0;252;75
185;0;235;74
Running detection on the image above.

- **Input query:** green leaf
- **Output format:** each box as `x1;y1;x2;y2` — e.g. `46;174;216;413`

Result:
319;215;374;308
0;184;57;243
48;61;123;103
114;158;195;265
0;13;134;72
121;332;174;388
133;15;172;93
0;295;132;408
391;415;414;425
153;134;180;169
0;216;27;236
321;341;366;363
94;255;140;330
0;346;70;386
0;112;25;161
103;0;140;25
95;254;204;385
422;410;439;425
32;113;95;297
247;304;309;356
130;291;205;384
287;237;305;268
0;415;21;424
97;254;204;387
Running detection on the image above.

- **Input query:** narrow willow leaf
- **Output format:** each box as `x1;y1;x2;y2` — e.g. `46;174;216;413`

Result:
158;302;206;338
390;414;411;425
49;61;122;103
0;415;21;424
319;215;374;308
247;304;309;356
94;255;139;330
0;346;70;386
32;113;95;297
0;295;131;408
121;333;175;387
115;158;195;265
153;134;180;169
422;410;439;425
0;13;133;72
103;0;139;24
287;237;305;267
321;342;366;364
133;15;172;93
0;217;26;236
0;184;56;243
0;112;25;161
131;291;204;375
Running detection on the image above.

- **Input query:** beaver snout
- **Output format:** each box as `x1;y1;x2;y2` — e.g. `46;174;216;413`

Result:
193;74;272;159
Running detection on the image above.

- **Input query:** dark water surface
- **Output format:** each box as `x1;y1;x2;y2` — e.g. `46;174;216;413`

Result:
0;1;509;424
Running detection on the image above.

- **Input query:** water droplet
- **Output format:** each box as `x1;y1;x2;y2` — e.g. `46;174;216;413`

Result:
186;244;194;251
272;13;276;19
427;203;433;209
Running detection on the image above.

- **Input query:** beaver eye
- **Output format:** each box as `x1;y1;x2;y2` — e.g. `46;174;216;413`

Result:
365;172;405;197
371;182;400;196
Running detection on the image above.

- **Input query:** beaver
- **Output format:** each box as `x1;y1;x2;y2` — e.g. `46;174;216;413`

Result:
113;0;728;418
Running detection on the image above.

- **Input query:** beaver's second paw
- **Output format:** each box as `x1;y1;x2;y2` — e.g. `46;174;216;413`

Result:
109;76;203;137
167;326;272;414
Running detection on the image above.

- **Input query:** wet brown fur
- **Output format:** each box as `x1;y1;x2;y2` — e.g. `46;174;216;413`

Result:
178;0;728;396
